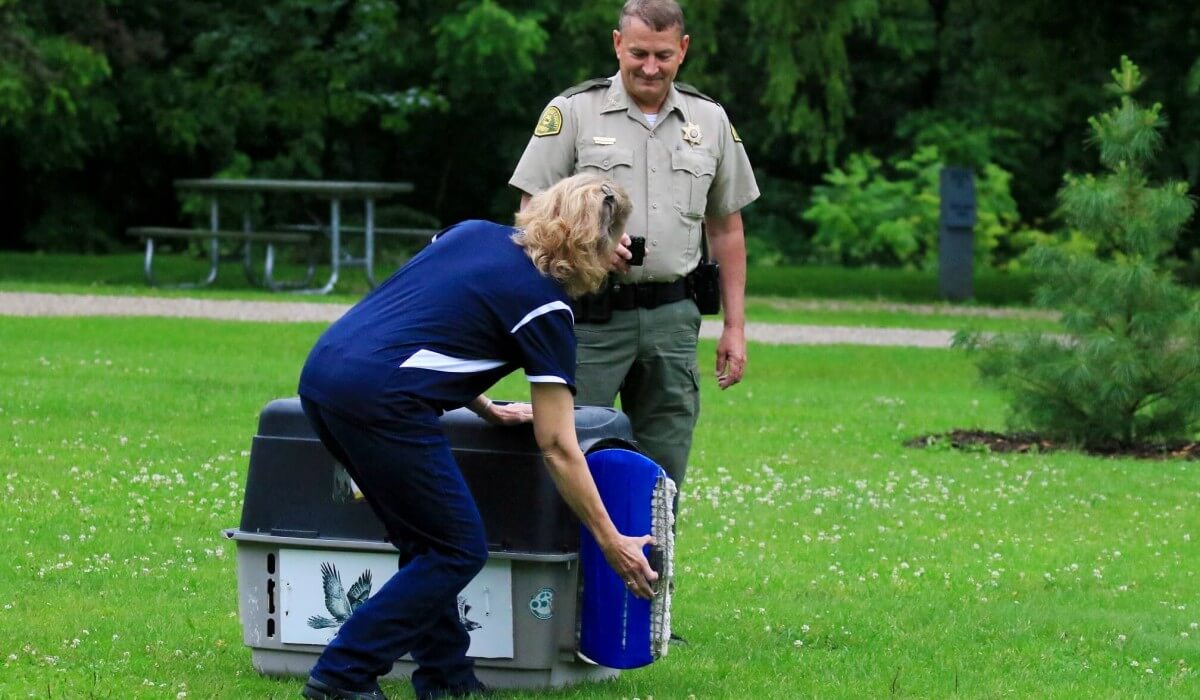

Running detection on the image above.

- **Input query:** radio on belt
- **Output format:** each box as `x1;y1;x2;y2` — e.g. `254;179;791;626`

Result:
223;397;674;690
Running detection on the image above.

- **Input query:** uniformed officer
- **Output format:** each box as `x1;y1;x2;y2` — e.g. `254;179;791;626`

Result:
509;0;759;504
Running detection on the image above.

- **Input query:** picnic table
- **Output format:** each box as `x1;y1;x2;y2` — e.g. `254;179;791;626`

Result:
128;178;431;294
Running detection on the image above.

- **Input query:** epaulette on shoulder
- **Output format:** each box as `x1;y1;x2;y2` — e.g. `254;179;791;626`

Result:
675;82;716;103
559;78;611;99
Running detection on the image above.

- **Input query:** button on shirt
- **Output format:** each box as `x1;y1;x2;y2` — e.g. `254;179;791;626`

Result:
299;220;576;423
510;74;760;284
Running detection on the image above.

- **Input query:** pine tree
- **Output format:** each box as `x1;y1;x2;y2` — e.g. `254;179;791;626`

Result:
958;57;1198;449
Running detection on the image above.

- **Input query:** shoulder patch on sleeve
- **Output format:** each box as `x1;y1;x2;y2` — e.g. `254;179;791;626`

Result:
731;123;742;143
559;78;611;99
674;81;716;103
533;105;563;137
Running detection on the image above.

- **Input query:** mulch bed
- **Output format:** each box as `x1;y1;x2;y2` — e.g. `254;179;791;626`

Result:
905;429;1200;460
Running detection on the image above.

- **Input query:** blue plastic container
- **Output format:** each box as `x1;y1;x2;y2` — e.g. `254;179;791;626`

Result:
578;448;664;669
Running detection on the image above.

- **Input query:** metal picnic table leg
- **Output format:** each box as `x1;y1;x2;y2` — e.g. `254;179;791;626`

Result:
198;197;221;287
242;210;263;287
142;238;157;286
364;198;377;287
298;198;341;295
264;236;319;290
140;197;221;288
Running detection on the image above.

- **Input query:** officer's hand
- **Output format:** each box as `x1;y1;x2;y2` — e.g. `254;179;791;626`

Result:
610;233;633;274
602;533;659;600
716;327;747;390
482;401;533;426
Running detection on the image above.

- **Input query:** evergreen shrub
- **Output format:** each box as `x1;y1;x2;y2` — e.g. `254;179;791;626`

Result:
957;57;1199;449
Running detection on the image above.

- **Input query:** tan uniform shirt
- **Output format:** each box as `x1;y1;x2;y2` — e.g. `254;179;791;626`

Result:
510;74;760;284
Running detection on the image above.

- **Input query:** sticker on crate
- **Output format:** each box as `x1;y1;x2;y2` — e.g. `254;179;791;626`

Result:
278;548;514;658
528;587;554;620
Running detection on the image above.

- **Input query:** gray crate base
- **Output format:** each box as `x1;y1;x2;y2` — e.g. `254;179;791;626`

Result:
228;532;620;690
250;648;619;689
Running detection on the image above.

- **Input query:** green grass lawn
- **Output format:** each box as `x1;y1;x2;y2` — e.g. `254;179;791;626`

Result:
743;297;1058;333
746;264;1037;306
1;316;1196;697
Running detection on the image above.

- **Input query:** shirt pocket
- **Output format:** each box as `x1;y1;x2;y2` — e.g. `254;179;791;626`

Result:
671;150;718;218
576;146;635;191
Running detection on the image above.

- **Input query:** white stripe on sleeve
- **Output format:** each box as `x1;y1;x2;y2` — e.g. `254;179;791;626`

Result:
510;301;573;334
526;374;568;384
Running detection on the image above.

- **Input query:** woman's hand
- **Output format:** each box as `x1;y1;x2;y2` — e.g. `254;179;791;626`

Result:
485;401;533;426
601;533;659;600
470;397;533;426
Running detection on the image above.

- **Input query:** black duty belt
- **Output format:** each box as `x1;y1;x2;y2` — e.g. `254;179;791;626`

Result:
610;279;688;311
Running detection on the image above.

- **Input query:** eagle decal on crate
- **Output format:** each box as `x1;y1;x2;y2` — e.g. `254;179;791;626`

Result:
307;562;373;629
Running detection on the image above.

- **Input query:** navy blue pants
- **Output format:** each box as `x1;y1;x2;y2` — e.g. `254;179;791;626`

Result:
300;397;488;698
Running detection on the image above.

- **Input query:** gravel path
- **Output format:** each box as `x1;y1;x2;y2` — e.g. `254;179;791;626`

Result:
0;291;956;348
754;296;1055;320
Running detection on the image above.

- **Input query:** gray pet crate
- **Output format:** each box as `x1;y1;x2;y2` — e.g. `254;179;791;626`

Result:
223;397;636;689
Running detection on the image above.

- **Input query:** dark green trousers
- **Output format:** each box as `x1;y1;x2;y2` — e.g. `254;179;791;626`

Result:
574;299;701;493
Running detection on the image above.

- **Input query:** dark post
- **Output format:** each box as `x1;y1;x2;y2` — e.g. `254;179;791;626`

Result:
938;167;976;301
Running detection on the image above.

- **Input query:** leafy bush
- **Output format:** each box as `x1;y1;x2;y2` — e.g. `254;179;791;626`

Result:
802;146;1046;269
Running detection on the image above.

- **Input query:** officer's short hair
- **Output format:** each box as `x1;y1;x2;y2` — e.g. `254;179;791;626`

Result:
514;174;632;298
619;0;685;35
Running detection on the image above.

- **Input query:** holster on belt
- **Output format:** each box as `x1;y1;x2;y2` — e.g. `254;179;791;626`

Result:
571;276;614;324
688;223;722;315
686;262;721;315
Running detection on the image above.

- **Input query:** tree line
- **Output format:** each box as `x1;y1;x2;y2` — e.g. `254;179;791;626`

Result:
3;0;1199;267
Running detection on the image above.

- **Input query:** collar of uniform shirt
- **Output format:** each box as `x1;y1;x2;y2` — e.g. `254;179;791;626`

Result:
602;72;688;123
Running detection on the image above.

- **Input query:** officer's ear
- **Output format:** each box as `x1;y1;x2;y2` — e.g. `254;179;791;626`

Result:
613;29;622;56
678;33;690;62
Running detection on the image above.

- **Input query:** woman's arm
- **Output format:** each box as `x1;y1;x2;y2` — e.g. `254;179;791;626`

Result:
529;383;658;599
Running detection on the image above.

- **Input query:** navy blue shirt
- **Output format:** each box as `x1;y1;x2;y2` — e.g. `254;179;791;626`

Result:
299;220;576;424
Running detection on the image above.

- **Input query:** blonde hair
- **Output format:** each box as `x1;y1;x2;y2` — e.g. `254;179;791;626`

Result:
514;174;632;298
